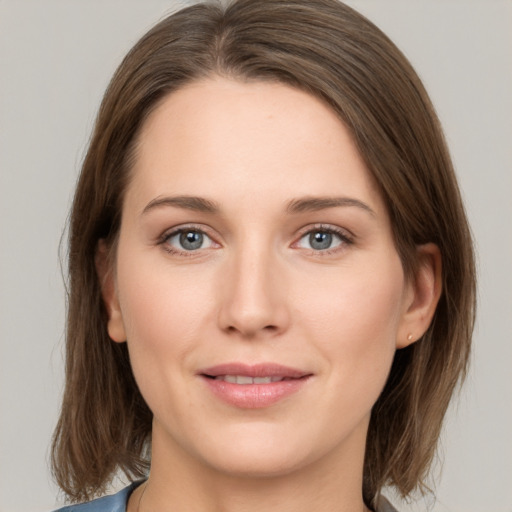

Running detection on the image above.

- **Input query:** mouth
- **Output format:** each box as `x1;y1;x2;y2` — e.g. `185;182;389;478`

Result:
198;363;312;408
207;375;295;384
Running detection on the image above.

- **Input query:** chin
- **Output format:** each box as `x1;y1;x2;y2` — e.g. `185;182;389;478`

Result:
186;422;341;479
204;447;310;479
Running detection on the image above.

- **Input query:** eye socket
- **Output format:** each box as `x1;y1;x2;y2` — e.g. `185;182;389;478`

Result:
160;225;351;255
164;228;216;252
296;228;350;252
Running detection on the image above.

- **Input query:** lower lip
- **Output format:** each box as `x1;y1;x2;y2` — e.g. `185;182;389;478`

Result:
200;376;310;409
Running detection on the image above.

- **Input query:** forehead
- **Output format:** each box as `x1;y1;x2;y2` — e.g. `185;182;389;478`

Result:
126;77;384;215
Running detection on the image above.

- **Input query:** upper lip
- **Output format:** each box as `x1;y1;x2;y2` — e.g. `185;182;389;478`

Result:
199;363;310;379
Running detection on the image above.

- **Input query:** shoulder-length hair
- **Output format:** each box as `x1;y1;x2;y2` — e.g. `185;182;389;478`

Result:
51;0;476;508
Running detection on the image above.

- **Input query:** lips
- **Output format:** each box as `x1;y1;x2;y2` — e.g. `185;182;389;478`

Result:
214;375;287;384
200;362;308;379
198;363;312;408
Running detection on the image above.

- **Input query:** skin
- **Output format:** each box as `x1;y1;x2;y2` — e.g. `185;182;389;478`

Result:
98;77;441;512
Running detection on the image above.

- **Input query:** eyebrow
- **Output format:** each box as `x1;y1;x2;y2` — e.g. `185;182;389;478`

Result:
141;194;375;217
286;196;375;216
142;195;219;215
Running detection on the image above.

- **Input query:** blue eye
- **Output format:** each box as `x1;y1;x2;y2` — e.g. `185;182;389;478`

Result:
165;229;215;252
297;229;347;251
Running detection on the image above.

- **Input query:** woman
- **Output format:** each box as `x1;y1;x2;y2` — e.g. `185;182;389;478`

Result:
51;0;476;511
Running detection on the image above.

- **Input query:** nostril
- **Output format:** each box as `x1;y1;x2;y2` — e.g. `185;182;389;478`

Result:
224;323;279;337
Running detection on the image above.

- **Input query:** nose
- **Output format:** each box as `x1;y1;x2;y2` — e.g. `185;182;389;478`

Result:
217;245;290;339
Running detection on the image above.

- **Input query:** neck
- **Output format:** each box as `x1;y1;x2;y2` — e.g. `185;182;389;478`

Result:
131;421;370;512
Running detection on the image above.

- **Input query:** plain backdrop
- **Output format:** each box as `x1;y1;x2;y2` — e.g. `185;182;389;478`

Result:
0;1;511;511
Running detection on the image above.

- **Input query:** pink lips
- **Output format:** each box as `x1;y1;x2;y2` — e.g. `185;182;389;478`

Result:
198;363;312;409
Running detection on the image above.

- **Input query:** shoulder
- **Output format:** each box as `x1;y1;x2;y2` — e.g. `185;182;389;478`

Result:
376;495;399;512
52;482;142;512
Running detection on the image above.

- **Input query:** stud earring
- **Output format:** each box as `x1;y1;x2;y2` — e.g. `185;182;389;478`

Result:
407;333;414;342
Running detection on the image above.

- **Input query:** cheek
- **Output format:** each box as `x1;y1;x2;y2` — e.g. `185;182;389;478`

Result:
298;254;405;393
302;257;404;335
114;259;220;431
117;253;211;348
114;248;218;404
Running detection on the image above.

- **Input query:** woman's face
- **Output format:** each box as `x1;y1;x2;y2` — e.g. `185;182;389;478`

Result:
104;77;418;478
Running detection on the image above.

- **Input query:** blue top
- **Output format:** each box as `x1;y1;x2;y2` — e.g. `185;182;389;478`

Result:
53;482;142;512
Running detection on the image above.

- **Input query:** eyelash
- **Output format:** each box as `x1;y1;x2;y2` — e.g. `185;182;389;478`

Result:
157;223;354;257
294;224;354;256
158;224;218;257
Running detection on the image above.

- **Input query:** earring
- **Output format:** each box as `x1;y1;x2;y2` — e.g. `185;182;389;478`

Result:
407;333;414;342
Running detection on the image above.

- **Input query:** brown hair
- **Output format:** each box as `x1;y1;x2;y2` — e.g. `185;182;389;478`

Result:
51;0;476;508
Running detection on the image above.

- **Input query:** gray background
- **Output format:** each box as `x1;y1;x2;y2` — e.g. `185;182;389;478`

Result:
1;1;511;511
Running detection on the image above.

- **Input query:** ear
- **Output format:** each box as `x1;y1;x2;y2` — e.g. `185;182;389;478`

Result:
95;239;127;343
397;243;442;349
